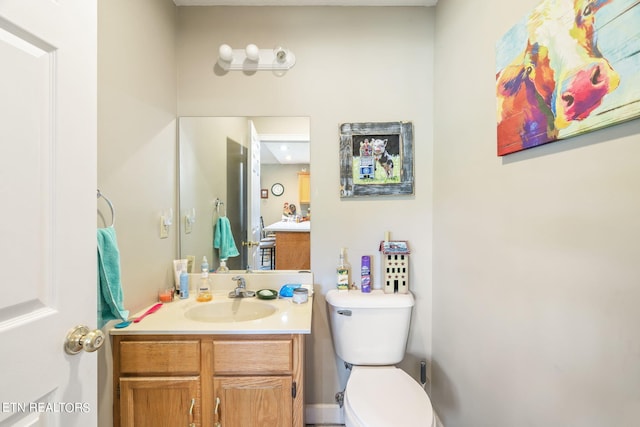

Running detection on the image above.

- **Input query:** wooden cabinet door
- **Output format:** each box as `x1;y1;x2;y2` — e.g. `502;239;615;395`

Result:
120;377;200;427
214;376;292;427
298;172;310;204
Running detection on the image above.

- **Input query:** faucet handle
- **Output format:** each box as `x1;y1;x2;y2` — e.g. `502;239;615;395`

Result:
231;275;246;287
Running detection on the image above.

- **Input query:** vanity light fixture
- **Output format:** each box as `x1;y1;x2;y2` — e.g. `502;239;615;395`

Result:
217;43;296;72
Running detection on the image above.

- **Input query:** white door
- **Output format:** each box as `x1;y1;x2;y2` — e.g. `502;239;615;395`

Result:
248;120;262;270
0;1;98;426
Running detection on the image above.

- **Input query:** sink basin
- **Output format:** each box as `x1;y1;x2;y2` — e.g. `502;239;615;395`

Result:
184;300;277;323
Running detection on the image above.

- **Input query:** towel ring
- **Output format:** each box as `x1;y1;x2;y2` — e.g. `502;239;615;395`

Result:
97;189;115;227
215;198;226;217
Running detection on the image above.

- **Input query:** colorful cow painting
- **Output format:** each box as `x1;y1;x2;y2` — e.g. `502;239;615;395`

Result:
496;0;640;156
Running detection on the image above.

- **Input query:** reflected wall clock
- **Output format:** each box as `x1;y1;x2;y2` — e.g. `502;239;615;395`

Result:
271;183;284;196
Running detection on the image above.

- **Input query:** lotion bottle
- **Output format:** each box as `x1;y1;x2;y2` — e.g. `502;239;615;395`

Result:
179;264;189;299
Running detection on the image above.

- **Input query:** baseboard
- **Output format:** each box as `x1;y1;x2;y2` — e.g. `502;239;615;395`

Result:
305;403;344;425
305;403;443;427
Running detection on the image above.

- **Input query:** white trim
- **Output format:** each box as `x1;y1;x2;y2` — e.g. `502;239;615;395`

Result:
305;403;444;427
305;403;344;425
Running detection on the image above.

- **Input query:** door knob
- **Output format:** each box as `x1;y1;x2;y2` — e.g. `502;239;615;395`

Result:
64;325;105;355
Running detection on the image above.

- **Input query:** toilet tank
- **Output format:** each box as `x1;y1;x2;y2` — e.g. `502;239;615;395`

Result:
326;289;414;365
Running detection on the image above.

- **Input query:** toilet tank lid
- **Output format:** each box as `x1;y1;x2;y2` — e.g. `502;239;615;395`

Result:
326;289;414;308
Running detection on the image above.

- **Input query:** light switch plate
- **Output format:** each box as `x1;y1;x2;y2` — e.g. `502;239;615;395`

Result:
160;216;169;239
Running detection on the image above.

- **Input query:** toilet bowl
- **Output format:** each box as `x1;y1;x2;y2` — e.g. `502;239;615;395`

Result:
325;289;436;427
343;366;435;427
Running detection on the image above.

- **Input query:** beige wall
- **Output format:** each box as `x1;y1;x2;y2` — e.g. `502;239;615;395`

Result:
98;1;640;426
433;0;640;426
97;0;177;425
98;3;434;422
176;5;435;406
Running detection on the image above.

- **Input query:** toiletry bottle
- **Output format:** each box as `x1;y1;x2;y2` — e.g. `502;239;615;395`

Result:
197;256;212;302
361;255;371;293
179;265;189;299
216;259;229;273
337;248;350;290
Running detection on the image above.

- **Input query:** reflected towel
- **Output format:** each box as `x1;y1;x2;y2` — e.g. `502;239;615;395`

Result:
214;217;240;260
97;226;129;328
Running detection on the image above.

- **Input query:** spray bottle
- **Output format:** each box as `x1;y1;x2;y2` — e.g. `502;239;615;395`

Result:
337;248;351;290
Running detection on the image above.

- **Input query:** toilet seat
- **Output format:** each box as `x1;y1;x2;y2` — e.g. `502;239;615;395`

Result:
344;366;435;427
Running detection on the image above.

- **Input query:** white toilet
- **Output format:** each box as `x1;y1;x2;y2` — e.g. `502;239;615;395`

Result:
326;289;435;427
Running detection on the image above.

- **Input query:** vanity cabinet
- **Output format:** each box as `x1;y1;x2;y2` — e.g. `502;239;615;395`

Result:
113;334;305;427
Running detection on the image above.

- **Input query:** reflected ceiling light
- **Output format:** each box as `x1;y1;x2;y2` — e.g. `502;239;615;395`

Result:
216;43;296;72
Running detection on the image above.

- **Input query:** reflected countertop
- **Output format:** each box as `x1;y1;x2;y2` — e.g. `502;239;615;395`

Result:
264;220;310;232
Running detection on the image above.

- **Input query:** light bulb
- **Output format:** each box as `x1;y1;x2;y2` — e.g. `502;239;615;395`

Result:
245;44;260;61
218;44;233;62
274;47;287;63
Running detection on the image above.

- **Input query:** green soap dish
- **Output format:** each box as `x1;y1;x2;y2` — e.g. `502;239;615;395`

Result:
256;289;278;300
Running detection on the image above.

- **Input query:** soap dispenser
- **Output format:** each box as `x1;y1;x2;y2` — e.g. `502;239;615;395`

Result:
197;256;212;302
216;259;229;273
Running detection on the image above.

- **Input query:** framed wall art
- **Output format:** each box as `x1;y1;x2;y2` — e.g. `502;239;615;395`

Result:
339;121;414;198
496;0;640;156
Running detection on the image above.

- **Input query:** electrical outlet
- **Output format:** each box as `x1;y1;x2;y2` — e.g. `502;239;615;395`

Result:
160;216;169;239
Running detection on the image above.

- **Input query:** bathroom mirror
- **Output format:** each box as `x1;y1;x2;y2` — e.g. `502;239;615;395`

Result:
178;116;311;271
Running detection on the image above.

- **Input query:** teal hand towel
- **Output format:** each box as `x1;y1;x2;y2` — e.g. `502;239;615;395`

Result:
97;226;129;328
214;217;240;260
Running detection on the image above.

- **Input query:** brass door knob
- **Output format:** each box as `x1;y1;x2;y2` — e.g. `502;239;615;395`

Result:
64;325;105;355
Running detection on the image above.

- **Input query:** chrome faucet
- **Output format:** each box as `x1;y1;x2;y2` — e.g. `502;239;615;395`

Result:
229;276;255;298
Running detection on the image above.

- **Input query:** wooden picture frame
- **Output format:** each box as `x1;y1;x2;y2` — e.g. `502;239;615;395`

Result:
261;189;268;199
339;121;414;198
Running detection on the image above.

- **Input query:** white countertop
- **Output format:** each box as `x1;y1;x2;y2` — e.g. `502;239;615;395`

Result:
110;291;313;335
110;271;314;336
264;220;310;232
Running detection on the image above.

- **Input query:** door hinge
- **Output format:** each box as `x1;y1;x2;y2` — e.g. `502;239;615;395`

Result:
116;382;120;399
291;381;297;398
